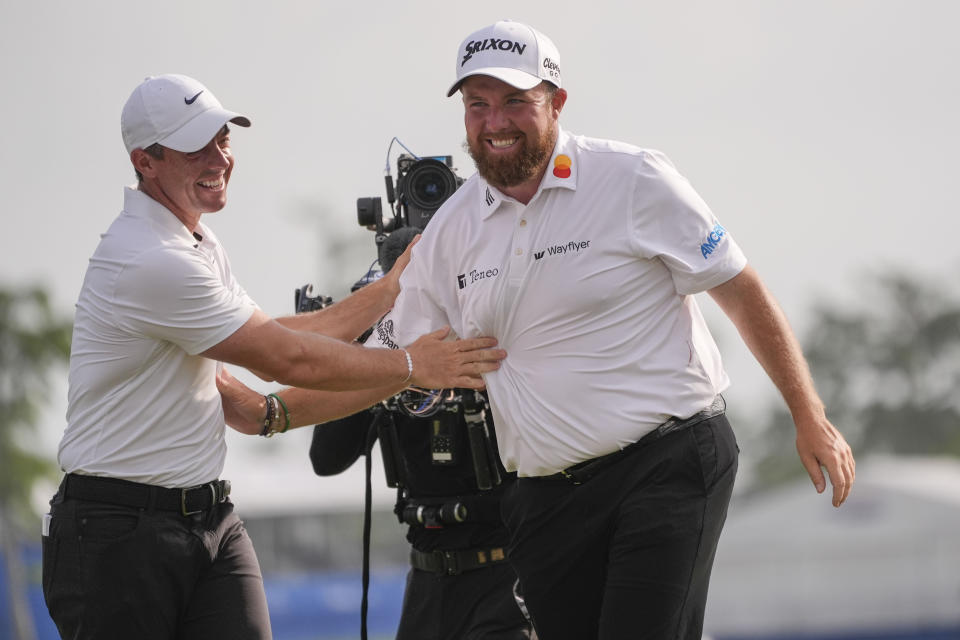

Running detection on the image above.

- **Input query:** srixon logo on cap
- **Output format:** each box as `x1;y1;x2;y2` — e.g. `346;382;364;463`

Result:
461;38;528;66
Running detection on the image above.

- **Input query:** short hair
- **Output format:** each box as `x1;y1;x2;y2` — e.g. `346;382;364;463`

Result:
134;143;165;182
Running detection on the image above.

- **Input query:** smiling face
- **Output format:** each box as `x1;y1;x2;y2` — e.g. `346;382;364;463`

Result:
461;76;566;202
132;126;234;230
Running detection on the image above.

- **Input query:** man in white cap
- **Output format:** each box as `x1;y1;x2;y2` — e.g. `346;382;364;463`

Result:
41;73;505;640
370;20;856;639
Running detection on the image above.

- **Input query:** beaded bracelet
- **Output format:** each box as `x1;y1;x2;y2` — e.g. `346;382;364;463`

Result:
269;392;291;433
259;394;277;437
400;348;414;384
261;393;291;437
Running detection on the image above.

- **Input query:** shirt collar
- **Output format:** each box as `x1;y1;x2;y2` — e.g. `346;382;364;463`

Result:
123;186;204;248
478;127;578;220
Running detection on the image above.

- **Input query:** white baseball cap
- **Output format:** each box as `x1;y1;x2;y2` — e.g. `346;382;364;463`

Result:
447;20;562;97
120;74;251;154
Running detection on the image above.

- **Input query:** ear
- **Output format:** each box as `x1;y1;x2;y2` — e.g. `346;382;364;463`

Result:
551;88;568;117
130;148;160;179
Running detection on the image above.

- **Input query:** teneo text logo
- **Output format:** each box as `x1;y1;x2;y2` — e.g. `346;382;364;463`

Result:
457;267;500;289
533;240;591;261
461;38;528;66
700;223;728;259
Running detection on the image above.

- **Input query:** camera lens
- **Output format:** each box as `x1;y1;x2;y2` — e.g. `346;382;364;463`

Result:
401;504;425;526
405;159;459;211
439;502;467;524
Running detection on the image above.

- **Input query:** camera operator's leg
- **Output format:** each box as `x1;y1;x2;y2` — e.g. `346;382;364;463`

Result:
448;562;533;640
396;568;443;640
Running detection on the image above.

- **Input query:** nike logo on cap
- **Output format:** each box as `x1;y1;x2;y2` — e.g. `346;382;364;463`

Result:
184;90;204;105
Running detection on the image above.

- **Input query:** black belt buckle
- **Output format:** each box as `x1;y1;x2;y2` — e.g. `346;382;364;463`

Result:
180;480;229;516
441;550;459;576
181;484;211;516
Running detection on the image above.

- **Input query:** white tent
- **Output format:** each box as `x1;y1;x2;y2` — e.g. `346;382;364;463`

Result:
704;455;960;638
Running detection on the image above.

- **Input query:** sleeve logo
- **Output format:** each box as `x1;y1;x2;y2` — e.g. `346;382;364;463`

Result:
700;223;728;259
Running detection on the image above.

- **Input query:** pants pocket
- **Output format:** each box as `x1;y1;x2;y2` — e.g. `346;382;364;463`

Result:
77;502;142;543
692;415;738;492
41;533;59;600
42;512;84;632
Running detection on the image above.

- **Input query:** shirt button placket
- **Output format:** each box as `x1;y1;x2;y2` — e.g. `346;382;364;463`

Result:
512;217;529;268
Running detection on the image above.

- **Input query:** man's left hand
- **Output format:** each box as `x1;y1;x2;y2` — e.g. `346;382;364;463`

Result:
795;416;855;507
217;366;266;435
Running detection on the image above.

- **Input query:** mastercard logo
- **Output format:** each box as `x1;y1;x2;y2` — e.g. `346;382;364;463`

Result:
553;154;572;179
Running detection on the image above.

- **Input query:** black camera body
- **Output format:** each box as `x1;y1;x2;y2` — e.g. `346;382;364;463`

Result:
357;154;464;271
376;389;502;496
304;147;503;529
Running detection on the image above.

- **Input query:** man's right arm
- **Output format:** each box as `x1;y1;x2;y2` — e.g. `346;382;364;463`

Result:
201;309;505;391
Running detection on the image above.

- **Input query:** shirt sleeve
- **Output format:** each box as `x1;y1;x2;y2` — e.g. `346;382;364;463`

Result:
629;150;747;295
113;245;257;355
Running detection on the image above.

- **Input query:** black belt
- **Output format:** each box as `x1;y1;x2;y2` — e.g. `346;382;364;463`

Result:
62;473;231;516
410;546;508;576
548;395;727;485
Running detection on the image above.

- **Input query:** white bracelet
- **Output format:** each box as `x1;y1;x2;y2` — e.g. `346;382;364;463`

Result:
400;348;414;383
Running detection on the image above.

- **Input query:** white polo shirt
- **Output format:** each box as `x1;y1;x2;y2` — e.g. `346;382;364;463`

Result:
377;129;747;476
59;187;257;487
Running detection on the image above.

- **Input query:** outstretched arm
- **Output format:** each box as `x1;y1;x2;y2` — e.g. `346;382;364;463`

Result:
708;264;855;507
274;237;418;342
202;312;505;392
217;366;402;435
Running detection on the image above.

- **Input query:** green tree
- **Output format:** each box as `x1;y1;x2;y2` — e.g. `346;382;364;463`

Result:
749;271;960;489
0;286;72;640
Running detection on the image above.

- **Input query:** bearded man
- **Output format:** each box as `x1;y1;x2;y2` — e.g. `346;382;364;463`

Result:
369;20;855;640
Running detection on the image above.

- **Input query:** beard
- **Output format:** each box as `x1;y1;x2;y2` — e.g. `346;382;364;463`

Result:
463;122;556;190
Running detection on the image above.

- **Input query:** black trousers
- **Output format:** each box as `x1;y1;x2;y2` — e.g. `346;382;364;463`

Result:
396;562;532;640
42;485;271;640
500;415;738;640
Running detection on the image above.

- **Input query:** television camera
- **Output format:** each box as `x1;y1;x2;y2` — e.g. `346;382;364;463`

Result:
357;152;464;278
295;146;501;494
296;152;465;305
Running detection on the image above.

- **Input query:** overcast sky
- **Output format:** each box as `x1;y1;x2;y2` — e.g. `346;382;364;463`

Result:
3;1;957;510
